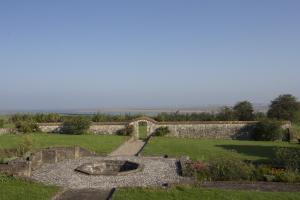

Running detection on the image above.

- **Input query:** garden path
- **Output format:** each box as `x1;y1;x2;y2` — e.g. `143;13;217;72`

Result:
109;137;145;156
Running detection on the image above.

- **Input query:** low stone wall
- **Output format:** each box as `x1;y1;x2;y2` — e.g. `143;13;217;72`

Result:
90;123;126;135
38;123;61;133
159;122;257;140
37;118;291;140
38;122;126;135
0;146;95;177
0;128;13;135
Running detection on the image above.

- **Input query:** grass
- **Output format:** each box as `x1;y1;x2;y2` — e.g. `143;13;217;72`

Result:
139;124;148;140
0;134;128;156
113;186;300;200
142;137;300;161
0;174;59;200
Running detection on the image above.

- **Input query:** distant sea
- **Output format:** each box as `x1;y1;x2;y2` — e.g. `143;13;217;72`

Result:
0;104;268;115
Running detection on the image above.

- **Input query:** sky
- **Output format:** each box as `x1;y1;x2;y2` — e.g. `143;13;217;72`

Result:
0;0;300;110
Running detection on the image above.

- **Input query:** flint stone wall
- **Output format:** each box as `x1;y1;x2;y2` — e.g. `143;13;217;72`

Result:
0;128;13;135
37;118;291;140
38;122;126;135
159;122;257;140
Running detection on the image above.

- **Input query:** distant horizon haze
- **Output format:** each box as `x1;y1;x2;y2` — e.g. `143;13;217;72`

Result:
1;1;300;110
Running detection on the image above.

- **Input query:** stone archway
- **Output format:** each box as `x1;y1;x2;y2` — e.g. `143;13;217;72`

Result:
129;117;157;139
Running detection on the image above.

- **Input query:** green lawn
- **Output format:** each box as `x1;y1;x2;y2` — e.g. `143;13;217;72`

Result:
142;137;300;161
139;124;148;140
0;134;128;156
114;186;300;200
0;174;59;200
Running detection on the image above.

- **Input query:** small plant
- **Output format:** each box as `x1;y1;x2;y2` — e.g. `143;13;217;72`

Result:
15;121;40;133
153;127;170;137
117;125;134;136
60;117;91;135
252;119;283;141
17;135;35;156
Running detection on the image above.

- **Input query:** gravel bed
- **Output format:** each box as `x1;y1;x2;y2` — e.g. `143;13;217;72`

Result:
30;156;181;189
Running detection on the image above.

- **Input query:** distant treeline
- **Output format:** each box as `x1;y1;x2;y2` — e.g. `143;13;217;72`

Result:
8;94;300;124
8;110;264;124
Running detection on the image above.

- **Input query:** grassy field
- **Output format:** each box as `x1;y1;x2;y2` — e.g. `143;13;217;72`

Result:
113;186;300;200
139;124;148;140
142;137;300;161
0;134;128;156
0;174;59;200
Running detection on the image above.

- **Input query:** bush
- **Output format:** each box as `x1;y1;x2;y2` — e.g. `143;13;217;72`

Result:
153;127;170;137
275;148;300;171
117;125;134;136
252;120;283;141
208;157;255;181
15;121;40;133
0;119;4;128
17;135;35;156
60;117;91;135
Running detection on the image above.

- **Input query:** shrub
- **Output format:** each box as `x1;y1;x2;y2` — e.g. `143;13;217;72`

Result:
252;120;283;141
185;161;211;181
60;117;91;135
117;125;134;136
0;119;4;128
275;148;300;171
15;121;40;133
208;157;255;181
277;170;300;183
17;135;35;156
153;127;170;137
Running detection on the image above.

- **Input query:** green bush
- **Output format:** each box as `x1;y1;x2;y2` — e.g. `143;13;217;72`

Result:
153;127;170;137
277;170;300;183
252;120;283;141
15;121;40;133
208;157;255;181
60;117;91;135
0;119;4;128
17;135;35;156
275;148;300;171
117;125;134;136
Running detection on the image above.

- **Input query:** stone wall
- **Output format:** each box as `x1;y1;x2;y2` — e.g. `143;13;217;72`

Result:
0;146;95;177
0;128;13;135
37;118;291;140
90;123;126;135
158;122;256;140
38;122;126;135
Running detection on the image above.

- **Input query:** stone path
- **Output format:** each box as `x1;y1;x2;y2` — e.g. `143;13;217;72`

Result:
31;156;181;189
109;138;145;156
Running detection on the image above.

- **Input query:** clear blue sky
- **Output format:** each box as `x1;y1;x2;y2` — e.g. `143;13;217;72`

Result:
1;0;300;110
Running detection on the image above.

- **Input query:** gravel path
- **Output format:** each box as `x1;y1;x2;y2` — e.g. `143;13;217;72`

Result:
109;138;145;156
31;156;181;189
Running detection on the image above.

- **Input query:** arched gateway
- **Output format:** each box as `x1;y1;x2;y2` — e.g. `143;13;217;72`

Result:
129;117;157;139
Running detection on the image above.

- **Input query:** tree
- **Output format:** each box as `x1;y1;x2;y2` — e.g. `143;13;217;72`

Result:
217;107;236;121
233;101;254;121
267;94;300;122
